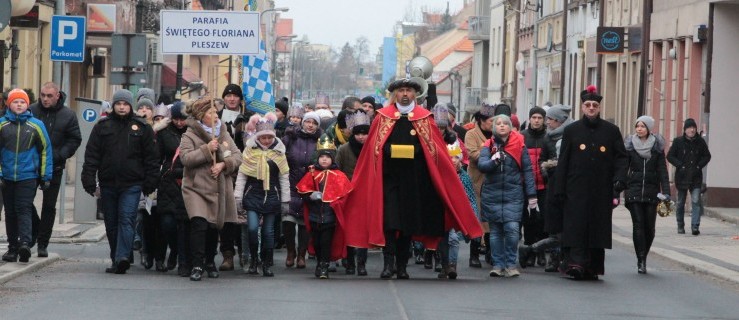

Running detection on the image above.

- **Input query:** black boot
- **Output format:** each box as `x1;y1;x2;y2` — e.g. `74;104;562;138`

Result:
345;253;356;275
205;263;219;278
518;245;532;269
469;241;482;268
380;254;394;279
357;256;367;276
396;260;410;280
2;247;18;262
637;255;647;274
433;251;442;272
319;262;330;279
545;251;560;273
537;252;547;267
262;249;274;277
423;250;433;269
246;246;259;275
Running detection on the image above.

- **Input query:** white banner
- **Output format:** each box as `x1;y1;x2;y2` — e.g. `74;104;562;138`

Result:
160;10;260;55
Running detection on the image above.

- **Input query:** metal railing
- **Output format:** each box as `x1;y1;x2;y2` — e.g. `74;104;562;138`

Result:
468;16;491;41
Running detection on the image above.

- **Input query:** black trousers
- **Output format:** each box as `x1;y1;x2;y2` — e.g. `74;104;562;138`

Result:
382;230;411;265
190;217;218;269
219;222;242;255
177;219;191;267
310;222;335;263
626;202;657;259
33;170;63;248
283;221;309;252
522;190;547;245
562;247;605;275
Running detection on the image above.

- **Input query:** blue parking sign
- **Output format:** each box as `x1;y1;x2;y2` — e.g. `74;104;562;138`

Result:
50;16;86;62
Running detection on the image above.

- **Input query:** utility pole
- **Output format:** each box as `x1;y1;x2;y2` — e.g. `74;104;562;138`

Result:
52;0;65;85
530;0;541;109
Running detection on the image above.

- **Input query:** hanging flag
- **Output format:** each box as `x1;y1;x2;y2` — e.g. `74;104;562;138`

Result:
242;40;275;115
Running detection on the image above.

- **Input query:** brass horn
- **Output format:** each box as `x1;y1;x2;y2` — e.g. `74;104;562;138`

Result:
409;77;429;104
408;56;434;80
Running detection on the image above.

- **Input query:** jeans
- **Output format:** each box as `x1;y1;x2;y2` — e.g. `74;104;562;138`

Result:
489;221;520;270
34;170;63;247
437;230;461;265
101;185;141;263
3;179;37;248
676;188;702;228
247;211;276;250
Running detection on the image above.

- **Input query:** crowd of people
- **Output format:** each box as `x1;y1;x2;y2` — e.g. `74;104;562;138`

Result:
0;80;711;282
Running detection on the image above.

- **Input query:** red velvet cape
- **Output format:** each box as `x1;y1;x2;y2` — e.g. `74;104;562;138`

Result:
296;166;352;260
339;104;483;249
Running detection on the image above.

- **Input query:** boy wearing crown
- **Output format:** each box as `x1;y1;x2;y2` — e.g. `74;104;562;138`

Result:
296;136;352;279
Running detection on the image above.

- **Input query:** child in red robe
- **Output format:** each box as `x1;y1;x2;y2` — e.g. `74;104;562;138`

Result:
296;136;352;279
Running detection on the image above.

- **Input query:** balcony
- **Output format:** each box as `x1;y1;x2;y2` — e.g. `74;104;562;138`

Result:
468;16;490;41
465;87;488;112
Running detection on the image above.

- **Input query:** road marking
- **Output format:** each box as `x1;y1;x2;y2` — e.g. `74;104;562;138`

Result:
388;281;410;320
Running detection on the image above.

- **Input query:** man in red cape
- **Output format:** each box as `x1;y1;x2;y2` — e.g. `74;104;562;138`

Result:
339;79;483;279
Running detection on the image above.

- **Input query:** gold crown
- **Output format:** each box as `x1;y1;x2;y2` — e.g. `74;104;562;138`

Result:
316;135;337;152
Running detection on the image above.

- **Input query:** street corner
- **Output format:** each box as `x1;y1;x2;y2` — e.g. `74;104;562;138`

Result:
0;253;61;285
49;222;107;244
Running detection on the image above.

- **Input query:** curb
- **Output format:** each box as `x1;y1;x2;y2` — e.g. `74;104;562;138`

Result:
0;253;61;285
49;224;107;244
611;233;739;285
704;209;739;226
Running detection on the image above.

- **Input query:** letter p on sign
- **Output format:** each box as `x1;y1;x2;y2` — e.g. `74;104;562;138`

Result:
58;21;77;47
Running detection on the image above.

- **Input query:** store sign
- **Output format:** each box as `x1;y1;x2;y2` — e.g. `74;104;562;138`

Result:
596;27;624;54
87;4;116;33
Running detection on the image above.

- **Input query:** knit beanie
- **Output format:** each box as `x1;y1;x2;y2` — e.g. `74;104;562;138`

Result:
112;89;134;108
302;111;321;127
683;118;697;131
275;100;289;116
170;101;187;119
529;106;547;119
494;104;512;116
222;84;244;100
636;115;655;132
136;88;156;103
190;96;215;120
360;96;376;107
6;88;29;105
137;98;155;111
546;104;572;122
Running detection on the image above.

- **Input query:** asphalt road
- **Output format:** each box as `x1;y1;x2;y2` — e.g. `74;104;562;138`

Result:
0;241;737;320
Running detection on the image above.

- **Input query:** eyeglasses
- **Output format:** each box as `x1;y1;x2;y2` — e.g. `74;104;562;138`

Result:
583;102;600;108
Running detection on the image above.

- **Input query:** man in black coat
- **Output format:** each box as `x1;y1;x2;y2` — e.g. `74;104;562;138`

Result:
81;89;159;274
29;82;82;257
667;118;711;235
554;85;628;280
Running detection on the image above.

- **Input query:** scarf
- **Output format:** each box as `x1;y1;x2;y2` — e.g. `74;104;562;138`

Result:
546;117;573;141
481;128;493;140
483;130;525;168
348;135;364;158
334;124;348;145
631;134;655;160
396;102;414;114
239;144;289;190
199;119;222;137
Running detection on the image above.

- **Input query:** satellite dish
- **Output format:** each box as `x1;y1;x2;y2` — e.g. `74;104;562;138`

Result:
11;0;34;16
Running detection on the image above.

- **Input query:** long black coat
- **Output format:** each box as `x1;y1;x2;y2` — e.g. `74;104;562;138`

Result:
666;134;711;190
157;123;187;220
554;117;627;249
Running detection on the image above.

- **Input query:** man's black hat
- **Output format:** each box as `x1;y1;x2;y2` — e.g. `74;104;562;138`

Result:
387;78;422;93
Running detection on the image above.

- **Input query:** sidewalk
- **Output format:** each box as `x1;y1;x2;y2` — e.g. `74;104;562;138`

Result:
612;205;739;284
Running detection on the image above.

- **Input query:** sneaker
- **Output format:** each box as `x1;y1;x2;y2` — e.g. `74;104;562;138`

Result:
506;268;520;277
489;268;504;277
18;245;31;263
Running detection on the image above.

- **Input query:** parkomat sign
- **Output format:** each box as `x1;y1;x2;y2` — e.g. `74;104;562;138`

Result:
596;27;624;54
160;10;260;55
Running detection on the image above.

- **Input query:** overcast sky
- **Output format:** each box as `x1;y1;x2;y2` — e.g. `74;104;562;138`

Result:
275;0;465;52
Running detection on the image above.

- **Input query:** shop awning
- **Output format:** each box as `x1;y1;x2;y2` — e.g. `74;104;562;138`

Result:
162;62;202;89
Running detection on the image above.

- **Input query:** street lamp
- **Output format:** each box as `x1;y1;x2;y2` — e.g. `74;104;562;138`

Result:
259;7;289;96
275;35;298;98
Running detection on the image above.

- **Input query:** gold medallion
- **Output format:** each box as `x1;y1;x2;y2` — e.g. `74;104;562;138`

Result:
600;146;606;152
410;129;417;136
132;124;139;131
394;112;401;117
579;144;586;150
408;112;414;118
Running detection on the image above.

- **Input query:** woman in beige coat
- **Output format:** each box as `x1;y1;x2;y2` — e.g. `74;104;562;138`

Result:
180;97;242;281
464;103;496;267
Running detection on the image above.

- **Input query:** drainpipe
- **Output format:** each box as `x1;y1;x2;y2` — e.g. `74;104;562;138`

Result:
638;0;652;116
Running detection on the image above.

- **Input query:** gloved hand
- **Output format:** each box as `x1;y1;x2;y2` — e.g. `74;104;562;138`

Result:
309;191;323;201
491;151;504;162
233;113;248;127
39;180;51;191
236;198;244;214
281;202;290;215
84;184;96;197
613;198;620;208
614;180;626;193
